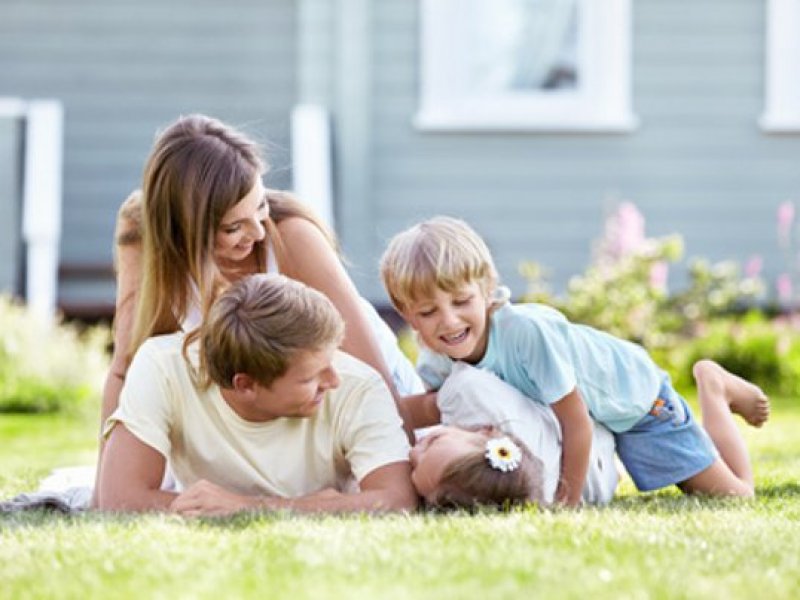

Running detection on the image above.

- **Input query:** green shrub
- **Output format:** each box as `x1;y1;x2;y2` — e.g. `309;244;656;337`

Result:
521;234;685;349
518;201;785;394
662;313;800;396
0;295;109;414
521;239;763;352
520;203;765;351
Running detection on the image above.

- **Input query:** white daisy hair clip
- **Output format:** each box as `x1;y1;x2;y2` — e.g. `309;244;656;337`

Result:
484;436;522;472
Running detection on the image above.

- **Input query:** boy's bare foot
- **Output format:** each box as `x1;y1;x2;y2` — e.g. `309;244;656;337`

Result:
693;359;770;427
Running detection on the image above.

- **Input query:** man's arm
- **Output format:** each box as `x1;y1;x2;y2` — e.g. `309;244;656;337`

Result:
169;461;418;517
551;387;593;507
96;423;177;511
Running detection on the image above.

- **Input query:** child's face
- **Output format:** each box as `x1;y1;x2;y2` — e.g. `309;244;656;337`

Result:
409;426;487;503
402;282;490;363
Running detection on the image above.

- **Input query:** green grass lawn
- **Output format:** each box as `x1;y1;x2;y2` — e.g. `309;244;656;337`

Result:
2;398;799;600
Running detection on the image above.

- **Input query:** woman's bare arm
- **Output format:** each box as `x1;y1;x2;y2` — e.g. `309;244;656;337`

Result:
93;194;143;502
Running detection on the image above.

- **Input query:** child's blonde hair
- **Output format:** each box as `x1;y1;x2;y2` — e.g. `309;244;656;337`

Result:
380;216;500;313
431;427;545;510
200;274;344;388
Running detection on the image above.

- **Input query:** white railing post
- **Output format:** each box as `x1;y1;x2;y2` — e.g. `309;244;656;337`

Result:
22;100;64;323
0;98;27;296
291;103;335;229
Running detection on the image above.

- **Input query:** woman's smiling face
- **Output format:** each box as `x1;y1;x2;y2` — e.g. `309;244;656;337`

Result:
214;179;269;264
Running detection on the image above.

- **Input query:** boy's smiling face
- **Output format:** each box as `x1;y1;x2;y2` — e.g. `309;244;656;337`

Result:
402;281;491;363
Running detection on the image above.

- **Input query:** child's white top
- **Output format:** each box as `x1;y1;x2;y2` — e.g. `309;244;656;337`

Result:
418;302;663;433
436;362;618;505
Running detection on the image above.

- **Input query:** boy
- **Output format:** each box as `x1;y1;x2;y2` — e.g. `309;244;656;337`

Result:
381;217;769;506
98;274;417;515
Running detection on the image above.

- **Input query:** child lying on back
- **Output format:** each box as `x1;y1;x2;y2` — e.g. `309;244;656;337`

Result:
410;362;618;509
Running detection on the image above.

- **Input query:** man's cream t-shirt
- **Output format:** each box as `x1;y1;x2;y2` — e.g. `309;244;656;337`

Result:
104;334;410;498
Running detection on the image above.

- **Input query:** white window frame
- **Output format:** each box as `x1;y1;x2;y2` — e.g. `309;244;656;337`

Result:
414;0;637;132
761;0;800;131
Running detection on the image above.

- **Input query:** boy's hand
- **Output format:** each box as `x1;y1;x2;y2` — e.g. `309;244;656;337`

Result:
400;392;440;430
551;388;593;508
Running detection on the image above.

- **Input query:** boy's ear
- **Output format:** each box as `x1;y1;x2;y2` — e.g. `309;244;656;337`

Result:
399;309;419;330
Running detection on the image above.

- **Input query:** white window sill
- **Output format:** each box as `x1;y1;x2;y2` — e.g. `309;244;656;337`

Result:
760;113;800;133
0;98;26;117
413;110;639;133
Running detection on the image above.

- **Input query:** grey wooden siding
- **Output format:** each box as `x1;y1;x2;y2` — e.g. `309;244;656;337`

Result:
349;0;800;302
0;0;296;312
3;0;800;314
0;117;23;295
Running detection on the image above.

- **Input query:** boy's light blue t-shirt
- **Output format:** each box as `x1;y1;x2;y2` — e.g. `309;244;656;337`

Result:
417;303;663;433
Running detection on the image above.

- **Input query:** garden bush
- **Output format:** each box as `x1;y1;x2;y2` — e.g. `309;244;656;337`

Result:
520;203;764;350
0;295;109;413
657;312;800;396
518;202;797;395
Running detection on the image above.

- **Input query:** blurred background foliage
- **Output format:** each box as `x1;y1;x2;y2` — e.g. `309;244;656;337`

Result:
519;202;800;395
0;295;108;414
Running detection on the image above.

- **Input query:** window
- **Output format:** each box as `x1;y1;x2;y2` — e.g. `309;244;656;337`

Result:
414;0;636;132
761;0;800;131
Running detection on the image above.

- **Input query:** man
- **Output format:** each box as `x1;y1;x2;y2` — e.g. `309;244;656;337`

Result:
97;274;418;515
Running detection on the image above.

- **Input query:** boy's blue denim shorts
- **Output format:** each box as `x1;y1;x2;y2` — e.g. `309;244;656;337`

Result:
614;378;718;492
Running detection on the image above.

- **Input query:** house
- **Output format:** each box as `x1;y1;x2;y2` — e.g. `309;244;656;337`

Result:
1;0;799;321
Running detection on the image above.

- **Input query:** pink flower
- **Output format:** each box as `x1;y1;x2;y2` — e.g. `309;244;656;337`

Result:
606;202;645;259
777;201;795;246
776;273;793;303
649;261;669;292
744;255;763;279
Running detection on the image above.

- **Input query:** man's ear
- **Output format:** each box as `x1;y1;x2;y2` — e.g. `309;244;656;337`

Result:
231;373;258;396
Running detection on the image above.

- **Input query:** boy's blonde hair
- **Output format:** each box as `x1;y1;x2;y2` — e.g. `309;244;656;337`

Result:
380;216;500;313
200;274;344;388
432;428;545;510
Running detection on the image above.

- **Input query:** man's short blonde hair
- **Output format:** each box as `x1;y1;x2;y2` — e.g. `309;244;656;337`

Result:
201;274;344;388
380;216;499;313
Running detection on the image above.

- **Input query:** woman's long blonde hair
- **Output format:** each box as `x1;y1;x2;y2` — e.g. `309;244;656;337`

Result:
125;114;336;365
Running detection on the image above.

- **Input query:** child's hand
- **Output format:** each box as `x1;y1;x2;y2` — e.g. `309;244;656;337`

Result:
555;483;582;508
551;388;593;508
401;392;441;430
